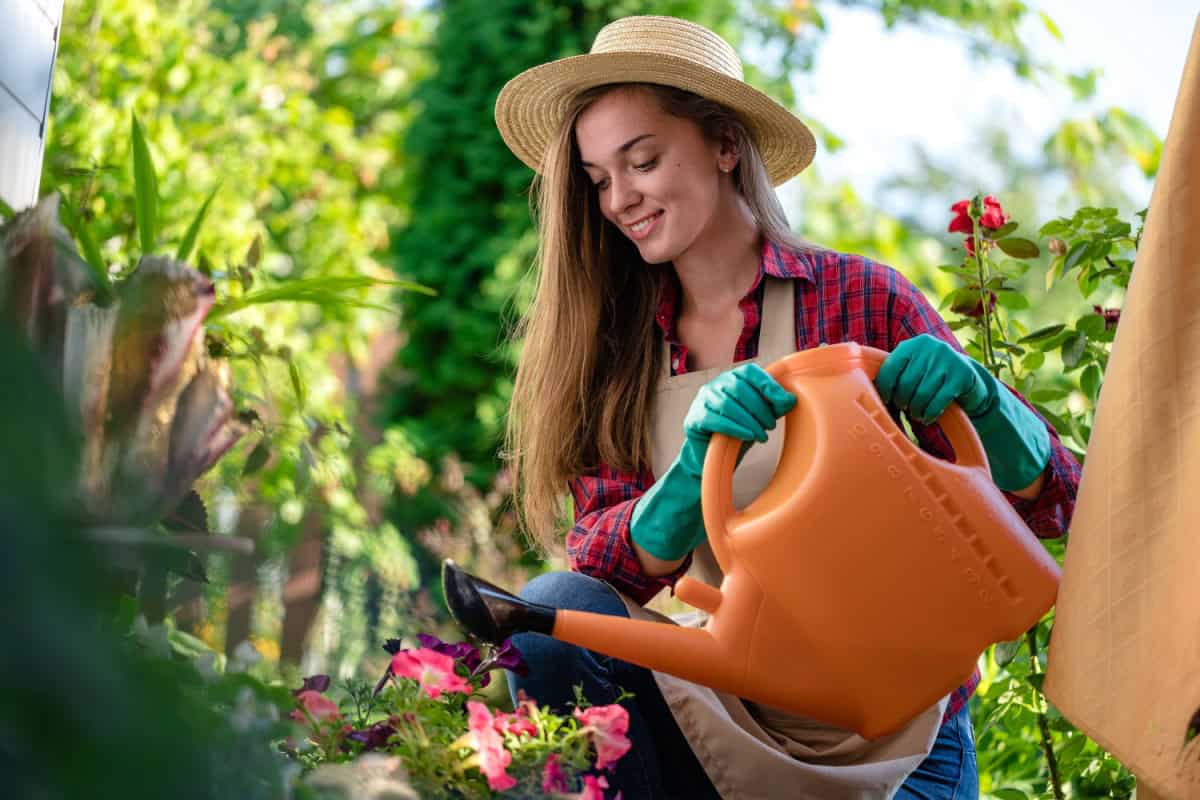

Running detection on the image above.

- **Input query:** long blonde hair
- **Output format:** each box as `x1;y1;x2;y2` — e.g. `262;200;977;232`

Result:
506;83;812;553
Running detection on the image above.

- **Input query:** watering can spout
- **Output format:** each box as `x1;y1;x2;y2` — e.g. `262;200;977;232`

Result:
442;560;737;691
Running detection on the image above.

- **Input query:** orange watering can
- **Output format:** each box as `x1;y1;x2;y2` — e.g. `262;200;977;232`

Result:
443;342;1060;739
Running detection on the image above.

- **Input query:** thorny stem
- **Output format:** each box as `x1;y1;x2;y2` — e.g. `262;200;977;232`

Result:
1026;627;1065;800
970;211;997;373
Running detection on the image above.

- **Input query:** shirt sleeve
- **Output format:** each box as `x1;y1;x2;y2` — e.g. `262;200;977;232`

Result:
884;267;1081;539
566;463;693;606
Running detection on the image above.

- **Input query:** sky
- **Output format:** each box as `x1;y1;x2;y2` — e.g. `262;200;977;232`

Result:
782;1;1197;223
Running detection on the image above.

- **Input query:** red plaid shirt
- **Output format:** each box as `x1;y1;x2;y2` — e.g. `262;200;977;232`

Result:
566;240;1081;723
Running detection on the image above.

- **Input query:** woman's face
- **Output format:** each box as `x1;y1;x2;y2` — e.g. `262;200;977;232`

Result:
574;87;732;265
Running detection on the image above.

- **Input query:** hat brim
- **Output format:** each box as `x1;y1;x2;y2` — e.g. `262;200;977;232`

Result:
495;51;816;187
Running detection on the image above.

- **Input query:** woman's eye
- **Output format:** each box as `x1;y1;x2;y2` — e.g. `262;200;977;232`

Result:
590;159;654;190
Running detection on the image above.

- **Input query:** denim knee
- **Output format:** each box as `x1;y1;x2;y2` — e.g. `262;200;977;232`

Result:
508;571;629;708
519;570;628;617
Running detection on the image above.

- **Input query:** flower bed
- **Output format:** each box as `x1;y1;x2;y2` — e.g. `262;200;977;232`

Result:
289;635;631;799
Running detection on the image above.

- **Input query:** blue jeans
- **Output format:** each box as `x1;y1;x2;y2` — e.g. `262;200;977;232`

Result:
507;571;978;799
895;701;979;799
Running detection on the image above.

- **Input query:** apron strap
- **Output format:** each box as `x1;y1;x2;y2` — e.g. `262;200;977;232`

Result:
758;276;796;363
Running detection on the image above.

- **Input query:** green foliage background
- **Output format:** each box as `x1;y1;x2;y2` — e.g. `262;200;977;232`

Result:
21;0;1167;795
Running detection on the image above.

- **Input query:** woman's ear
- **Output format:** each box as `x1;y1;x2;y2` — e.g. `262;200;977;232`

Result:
717;133;740;173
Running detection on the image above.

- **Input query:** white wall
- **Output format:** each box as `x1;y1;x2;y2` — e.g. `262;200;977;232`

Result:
0;0;64;211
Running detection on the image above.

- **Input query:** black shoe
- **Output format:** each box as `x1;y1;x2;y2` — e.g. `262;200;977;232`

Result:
441;559;557;644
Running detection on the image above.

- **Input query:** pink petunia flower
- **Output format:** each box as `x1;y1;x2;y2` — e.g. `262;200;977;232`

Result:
494;710;538;738
515;689;540;714
465;700;517;791
578;774;613;800
542;754;570;794
574;705;632;771
390;648;472;699
291;689;341;726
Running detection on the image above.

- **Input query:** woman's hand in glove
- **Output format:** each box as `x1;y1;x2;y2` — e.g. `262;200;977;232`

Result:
631;363;796;562
677;364;798;479
874;333;1050;494
873;333;992;425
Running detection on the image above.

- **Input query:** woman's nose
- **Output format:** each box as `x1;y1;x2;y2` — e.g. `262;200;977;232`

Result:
607;175;640;217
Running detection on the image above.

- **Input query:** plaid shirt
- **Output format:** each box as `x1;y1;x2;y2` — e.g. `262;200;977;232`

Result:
566;240;1081;723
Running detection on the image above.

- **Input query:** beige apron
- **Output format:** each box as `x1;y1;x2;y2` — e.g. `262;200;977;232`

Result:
618;276;949;799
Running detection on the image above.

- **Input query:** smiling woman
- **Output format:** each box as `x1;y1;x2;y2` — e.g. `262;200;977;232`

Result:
575;88;742;261
491;14;1079;800
571;83;811;371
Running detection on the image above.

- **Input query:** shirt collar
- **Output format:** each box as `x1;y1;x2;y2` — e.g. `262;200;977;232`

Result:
654;238;816;339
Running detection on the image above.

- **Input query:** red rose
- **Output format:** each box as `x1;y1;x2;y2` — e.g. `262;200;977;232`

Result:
980;195;1008;230
1093;305;1121;330
948;212;973;234
948;199;973;234
949;196;1008;235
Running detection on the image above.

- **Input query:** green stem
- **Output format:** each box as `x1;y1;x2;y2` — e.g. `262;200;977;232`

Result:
970;199;1060;797
1026;627;1065;800
971;220;996;370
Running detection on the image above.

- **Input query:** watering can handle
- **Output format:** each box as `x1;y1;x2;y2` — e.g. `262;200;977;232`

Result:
701;344;991;571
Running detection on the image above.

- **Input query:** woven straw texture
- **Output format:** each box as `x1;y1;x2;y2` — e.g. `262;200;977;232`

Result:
494;16;815;186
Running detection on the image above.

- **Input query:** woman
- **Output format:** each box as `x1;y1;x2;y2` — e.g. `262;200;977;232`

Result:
496;15;1080;799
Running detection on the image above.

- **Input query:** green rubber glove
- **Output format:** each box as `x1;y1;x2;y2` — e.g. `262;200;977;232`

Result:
874;333;1051;493
630;363;796;561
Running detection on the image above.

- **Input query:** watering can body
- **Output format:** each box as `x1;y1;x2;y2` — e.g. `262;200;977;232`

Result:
546;342;1061;739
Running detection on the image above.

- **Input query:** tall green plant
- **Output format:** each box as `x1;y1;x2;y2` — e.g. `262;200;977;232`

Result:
44;0;440;667
942;193;1140;798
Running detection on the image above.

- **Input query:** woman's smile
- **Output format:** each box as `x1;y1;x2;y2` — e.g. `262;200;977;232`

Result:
575;88;730;265
625;210;664;240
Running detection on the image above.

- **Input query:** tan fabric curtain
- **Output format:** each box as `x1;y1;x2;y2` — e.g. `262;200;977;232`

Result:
1043;15;1200;799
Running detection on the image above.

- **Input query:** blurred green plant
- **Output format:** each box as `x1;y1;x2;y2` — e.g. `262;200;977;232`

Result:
1;190;245;618
13;103;433;632
940;192;1141;798
0;318;301;799
43;0;445;669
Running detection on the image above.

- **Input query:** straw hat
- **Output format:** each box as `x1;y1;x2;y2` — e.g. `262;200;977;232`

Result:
494;16;816;187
